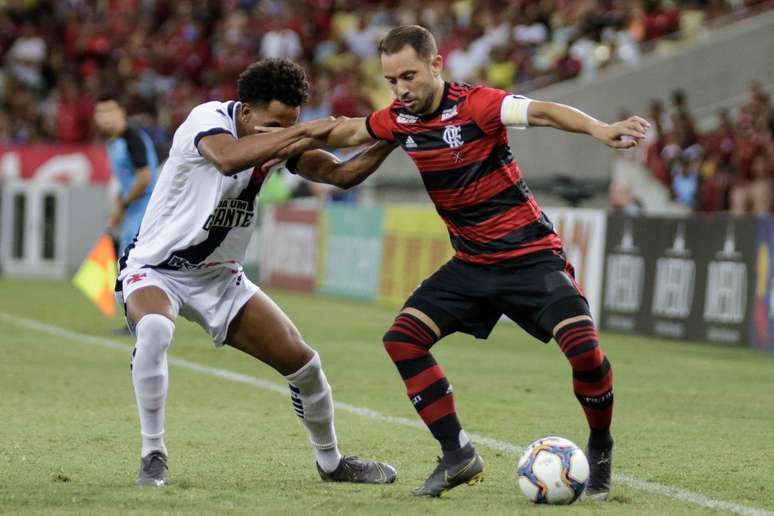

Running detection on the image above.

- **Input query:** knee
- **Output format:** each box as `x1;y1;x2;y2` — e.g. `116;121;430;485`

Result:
281;327;315;375
135;314;175;353
286;351;328;391
383;330;430;362
382;312;439;360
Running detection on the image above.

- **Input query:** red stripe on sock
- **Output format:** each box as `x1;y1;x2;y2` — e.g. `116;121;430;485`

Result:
557;325;592;341
398;316;436;346
574;371;613;395
569;347;606;371
405;364;445;396
391;320;425;342
384;340;429;361
394;321;430;346
558;327;596;350
569;346;605;371
559;331;598;353
418;394;456;425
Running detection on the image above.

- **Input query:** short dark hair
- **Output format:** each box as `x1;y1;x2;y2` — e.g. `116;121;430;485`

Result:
237;59;310;107
96;90;122;104
378;25;438;61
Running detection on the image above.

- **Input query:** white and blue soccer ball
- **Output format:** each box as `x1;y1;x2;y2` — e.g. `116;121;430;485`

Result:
517;436;589;504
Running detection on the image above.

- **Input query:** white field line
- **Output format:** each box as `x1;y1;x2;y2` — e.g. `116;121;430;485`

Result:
1;311;771;516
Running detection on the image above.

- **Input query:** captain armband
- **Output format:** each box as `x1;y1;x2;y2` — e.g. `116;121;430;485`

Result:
499;95;533;130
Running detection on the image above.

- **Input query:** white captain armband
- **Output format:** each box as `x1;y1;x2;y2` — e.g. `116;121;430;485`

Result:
500;95;533;129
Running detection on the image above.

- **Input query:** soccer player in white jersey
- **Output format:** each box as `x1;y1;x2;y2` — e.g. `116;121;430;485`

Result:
116;59;398;487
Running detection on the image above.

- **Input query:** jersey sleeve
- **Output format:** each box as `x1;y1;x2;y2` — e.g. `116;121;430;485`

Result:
124;127;149;169
466;86;512;135
180;103;234;158
365;106;397;142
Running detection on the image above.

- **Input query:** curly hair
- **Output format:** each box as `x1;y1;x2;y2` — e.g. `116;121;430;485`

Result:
237;59;310;107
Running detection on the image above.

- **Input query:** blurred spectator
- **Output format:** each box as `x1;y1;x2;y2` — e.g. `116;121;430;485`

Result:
260;19;303;60
640;82;774;214
609;181;643;215
344;15;382;59
671;144;703;209
730;152;773;214
41;75;95;143
553;47;583;82
486;46;518;90
642;0;680;41
4;21;47;92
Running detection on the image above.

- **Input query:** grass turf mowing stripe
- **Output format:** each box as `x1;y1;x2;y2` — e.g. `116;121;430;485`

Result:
1;311;771;516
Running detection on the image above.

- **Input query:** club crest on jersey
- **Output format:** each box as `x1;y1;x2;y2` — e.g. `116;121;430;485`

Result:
397;113;419;124
203;198;254;230
441;105;458;121
443;125;464;149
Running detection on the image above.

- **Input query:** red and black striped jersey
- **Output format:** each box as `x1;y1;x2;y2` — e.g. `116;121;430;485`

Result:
365;82;562;265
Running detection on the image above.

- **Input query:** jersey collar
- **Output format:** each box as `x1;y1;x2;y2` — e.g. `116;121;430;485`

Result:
418;82;452;121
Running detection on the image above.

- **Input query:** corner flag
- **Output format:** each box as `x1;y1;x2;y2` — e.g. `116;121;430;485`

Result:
73;235;118;317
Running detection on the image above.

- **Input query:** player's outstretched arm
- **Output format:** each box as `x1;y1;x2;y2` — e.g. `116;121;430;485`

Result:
526;101;651;149
320;117;377;148
197;118;341;176
288;140;398;190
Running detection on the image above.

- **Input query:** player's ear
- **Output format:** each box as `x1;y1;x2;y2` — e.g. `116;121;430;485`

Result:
430;54;443;78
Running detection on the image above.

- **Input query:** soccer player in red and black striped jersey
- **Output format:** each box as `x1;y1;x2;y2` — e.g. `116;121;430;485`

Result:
286;25;649;499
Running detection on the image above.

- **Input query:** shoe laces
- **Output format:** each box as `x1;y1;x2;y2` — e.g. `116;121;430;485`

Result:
342;456;366;472
144;452;167;476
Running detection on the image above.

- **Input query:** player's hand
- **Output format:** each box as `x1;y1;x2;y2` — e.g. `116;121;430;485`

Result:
303;117;342;140
260;138;327;173
261;157;284;173
593;116;650;149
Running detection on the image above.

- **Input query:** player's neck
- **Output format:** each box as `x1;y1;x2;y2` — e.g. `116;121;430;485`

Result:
422;79;446;116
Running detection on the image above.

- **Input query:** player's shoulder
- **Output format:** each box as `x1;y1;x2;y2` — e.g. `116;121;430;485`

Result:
460;83;509;101
449;81;475;95
188;100;236;121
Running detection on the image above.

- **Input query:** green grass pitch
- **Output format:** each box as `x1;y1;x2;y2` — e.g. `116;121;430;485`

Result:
1;278;773;515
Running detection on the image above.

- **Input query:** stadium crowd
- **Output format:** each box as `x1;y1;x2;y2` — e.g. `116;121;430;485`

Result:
1;0;766;144
635;82;774;214
0;0;771;212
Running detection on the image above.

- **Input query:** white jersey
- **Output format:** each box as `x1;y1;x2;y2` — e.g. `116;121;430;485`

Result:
120;100;272;276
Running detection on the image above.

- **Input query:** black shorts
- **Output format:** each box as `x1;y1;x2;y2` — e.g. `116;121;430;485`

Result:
403;251;589;342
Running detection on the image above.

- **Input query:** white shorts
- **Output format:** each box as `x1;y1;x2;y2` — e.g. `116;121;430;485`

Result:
116;266;260;346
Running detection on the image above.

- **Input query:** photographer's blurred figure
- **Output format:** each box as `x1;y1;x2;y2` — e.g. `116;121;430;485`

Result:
94;92;159;255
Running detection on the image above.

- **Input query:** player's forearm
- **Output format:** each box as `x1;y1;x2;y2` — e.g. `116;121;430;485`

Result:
121;168;152;206
213;126;309;175
324;140;397;189
528;101;607;138
322;117;375;148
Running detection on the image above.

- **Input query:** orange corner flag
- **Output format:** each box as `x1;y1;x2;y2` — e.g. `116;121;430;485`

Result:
73;235;118;317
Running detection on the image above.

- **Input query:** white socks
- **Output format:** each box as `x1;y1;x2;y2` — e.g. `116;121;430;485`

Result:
131;318;340;471
284;352;342;472
131;314;174;458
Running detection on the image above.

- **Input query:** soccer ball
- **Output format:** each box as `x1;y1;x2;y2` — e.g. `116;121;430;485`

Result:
516;436;589;504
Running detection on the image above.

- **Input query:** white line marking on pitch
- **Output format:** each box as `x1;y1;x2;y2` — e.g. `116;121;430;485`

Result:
1;311;770;516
